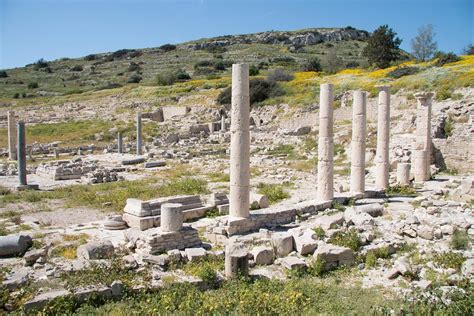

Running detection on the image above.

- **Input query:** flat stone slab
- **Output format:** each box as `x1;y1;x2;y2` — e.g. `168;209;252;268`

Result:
279;256;307;270
121;157;145;165
144;161;166;168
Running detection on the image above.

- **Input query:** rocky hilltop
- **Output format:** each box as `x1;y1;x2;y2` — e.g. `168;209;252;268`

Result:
184;27;369;50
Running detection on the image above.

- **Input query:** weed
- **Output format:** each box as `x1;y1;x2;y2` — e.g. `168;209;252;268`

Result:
328;229;361;252
385;185;418;197
256;183;290;204
450;229;470;250
313;227;325;240
433;251;465;271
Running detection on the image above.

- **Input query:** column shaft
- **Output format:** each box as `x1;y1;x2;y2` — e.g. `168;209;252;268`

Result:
17;122;27;186
117;132;123;154
350;90;367;194
414;92;433;181
136;113;142;155
375;86;390;190
7;111;17;160
317;83;334;201
229;64;250;218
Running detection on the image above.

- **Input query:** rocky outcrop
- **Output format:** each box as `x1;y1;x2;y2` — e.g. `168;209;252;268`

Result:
184;27;369;50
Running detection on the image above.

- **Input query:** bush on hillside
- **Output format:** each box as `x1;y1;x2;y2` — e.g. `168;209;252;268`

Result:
270;56;296;66
127;74;142;83
346;61;360;68
434;52;461;66
71;65;84;72
84;54;97;61
267;68;294;82
156;69;191;86
387;66;420;78
301;57;322;72
0;70;7;78
27;82;39;89
159;44;177;52
463;44;474;55
217;78;284;106
249;65;259;76
33;58;49;70
176;69;191;80
127;62;141;72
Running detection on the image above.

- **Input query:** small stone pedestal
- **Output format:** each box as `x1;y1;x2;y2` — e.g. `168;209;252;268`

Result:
397;163;411;185
225;243;249;278
160;203;183;232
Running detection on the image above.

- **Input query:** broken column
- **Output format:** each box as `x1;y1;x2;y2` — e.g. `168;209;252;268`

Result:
221;115;226;132
350;90;367;195
375;85;390;190
7;111;17;160
397;162;411;185
229;64;250;218
317;83;334;202
225;243;249;278
17;122;27;186
117;132;123;154
414;92;434;182
136;113;142;155
160;203;183;232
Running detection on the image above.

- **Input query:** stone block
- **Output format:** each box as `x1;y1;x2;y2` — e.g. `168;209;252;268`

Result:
77;240;114;260
271;232;294;258
250;246;274;265
122;213;154;231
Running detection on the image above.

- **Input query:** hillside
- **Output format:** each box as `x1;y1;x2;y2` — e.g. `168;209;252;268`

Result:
0;27;370;100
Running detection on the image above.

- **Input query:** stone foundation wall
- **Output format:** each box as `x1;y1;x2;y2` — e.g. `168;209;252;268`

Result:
134;226;202;254
433;137;474;172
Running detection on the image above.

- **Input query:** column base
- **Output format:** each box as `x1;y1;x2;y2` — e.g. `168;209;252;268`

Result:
16;184;40;191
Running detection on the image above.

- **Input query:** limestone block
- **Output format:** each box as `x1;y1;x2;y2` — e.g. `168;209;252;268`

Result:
313;243;355;270
185;247;206;261
279;256;306;270
250;246;274;265
24;290;70;312
76;240;114;260
124;198;151;217
293;230;318;255
144;161;166;168
271;232;294;258
122;213;154;231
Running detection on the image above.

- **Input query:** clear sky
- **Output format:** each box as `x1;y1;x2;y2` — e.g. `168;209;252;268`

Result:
0;0;472;69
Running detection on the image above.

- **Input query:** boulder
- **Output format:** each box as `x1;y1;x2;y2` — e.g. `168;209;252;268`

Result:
76;240;114;260
271;232;294;258
416;225;434;240
184;247;206;261
279;256;307;270
353;203;384;217
111;280;124;297
24;247;48;266
293;230;318;256
461;259;474;276
344;207;374;226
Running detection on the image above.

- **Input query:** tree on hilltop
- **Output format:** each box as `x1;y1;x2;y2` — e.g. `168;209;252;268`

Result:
411;24;438;61
363;25;402;69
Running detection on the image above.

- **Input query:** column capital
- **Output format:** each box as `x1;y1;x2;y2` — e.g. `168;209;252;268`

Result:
414;92;434;100
375;85;390;91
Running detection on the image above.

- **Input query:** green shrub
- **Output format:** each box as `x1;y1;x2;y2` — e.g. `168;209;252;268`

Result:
313;227;325;240
127;62;141;72
434;52;461;66
435;86;453;101
267;68;294;82
84;54;96;61
71;65;83;72
256;183;290;204
307;257;326;276
365;251;377;268
301;57;322;72
175;69;191;80
443;116;454;137
159;44;176;52
385;185;417;197
33;58;49;70
328;229;361;252
0;70;7;78
249;65;259;76
127;74;142;83
217;78;284;105
433;251;465;271
387;66;419;78
156;70;177;86
365;246;391;268
27;82;39;89
450;229;470;250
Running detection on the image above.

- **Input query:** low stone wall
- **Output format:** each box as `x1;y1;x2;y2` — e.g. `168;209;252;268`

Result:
131;226;202;254
433;137;474;173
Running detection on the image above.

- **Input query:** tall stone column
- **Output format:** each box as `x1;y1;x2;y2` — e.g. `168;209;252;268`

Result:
117;132;123;154
229;64;250;218
317;83;334;202
414;92;433;181
350;90;367;194
17;122;27;186
375;85;390;190
7;111;17;160
136;113;142;155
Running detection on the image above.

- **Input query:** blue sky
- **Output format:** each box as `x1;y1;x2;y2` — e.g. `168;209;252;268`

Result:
0;0;472;69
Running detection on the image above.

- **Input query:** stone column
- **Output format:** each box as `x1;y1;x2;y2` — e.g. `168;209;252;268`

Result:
225;243;249;278
221;116;226;132
397;162;411;185
17;122;27;186
136;112;142;155
414;92;434;180
53;148;59;159
7;111;17;160
229;64;250;218
413;150;428;181
317;83;334;202
375;85;390;190
350;90;367;195
160;203;183;232
117;132;123;154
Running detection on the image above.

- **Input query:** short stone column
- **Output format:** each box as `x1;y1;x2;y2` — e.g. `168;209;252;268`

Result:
350;90;367;195
117;132;123;154
317;83;334;202
7;111;17;160
53;148;59;159
160;203;183;232
414;92;434;180
413;150;428;182
17;122;27;186
397;162;411;185
221;116;226;132
229;64;250;218
225;243;249;278
136;113;142;155
375;85;390;190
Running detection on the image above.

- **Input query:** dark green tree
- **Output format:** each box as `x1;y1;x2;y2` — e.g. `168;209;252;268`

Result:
363;25;402;68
